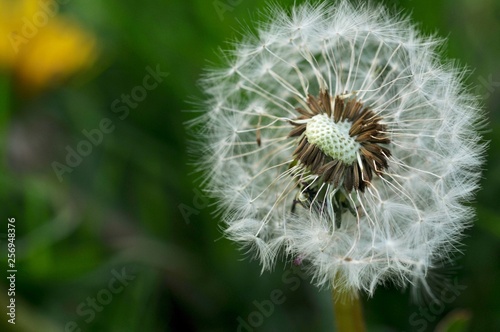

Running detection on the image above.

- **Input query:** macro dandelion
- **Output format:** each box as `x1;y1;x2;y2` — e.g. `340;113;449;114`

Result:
190;1;485;330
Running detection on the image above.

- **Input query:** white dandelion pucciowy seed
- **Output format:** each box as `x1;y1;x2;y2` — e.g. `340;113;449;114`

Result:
189;1;486;295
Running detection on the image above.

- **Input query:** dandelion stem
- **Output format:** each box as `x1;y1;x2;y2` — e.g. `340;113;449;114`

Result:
332;288;365;332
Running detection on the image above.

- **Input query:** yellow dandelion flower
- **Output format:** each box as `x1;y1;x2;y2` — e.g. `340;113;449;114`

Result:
0;0;97;93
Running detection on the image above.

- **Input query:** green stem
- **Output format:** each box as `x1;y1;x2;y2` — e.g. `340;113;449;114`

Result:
332;288;366;332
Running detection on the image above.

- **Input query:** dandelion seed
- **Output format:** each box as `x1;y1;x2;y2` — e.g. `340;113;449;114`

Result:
190;0;486;301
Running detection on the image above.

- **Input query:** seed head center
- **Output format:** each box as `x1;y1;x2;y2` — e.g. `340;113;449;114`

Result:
305;114;360;164
288;91;391;193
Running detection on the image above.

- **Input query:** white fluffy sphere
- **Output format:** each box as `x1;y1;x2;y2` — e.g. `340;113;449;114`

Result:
190;1;486;295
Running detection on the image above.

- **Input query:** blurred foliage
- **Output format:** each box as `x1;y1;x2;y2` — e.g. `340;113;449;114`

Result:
0;0;498;331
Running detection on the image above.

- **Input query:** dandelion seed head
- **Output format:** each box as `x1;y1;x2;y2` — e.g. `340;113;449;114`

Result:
190;0;486;296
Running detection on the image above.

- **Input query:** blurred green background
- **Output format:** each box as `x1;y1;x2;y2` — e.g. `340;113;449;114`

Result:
0;0;498;331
